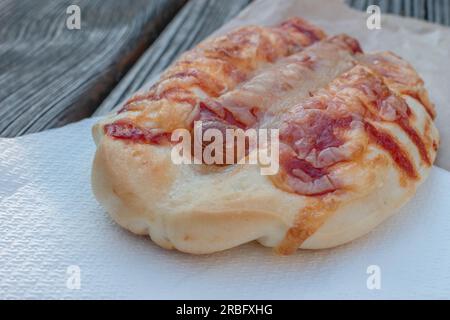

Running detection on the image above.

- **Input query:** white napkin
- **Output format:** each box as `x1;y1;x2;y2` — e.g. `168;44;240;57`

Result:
2;0;450;299
1;117;449;299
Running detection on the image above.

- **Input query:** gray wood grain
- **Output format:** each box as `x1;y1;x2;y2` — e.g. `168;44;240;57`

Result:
0;0;186;137
347;0;450;23
94;0;252;116
3;0;449;135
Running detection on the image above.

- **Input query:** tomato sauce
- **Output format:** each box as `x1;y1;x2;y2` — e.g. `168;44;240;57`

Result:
365;122;418;179
104;120;170;145
284;158;328;180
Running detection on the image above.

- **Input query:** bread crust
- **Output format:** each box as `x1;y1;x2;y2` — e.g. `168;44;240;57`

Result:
91;19;439;255
92;99;438;254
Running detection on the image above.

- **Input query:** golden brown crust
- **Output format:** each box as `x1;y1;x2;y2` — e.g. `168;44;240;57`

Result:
357;52;436;119
271;56;439;250
91;18;439;255
117;17;326;133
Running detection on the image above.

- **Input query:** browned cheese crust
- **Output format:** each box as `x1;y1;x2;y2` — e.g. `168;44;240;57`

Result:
92;18;439;255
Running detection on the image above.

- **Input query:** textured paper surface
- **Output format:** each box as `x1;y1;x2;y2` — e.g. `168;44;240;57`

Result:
1;0;450;299
0;118;450;299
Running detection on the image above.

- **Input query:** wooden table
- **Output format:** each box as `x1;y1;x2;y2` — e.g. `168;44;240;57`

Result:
1;0;449;137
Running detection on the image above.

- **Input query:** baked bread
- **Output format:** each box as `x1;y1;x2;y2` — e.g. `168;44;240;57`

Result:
91;17;439;255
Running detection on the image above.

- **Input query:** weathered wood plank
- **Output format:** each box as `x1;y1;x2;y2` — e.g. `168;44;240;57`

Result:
3;0;448;133
0;0;186;137
444;0;450;25
94;0;252;116
347;0;450;24
348;0;369;11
